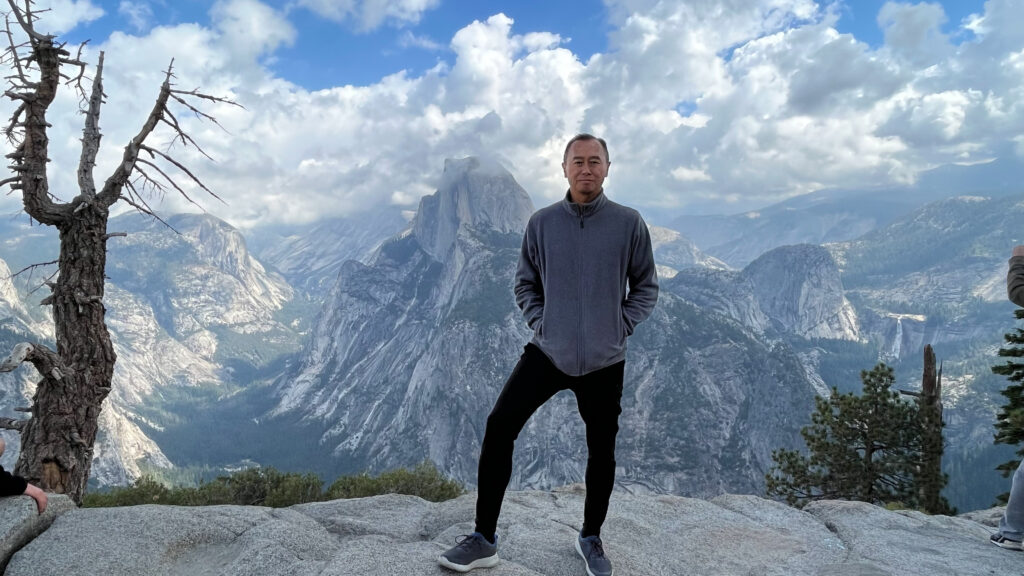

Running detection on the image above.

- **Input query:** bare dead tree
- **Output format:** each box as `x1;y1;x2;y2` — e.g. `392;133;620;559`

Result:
0;0;235;504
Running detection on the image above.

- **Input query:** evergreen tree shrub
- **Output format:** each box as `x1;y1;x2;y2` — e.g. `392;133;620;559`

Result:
766;363;921;508
992;308;1024;501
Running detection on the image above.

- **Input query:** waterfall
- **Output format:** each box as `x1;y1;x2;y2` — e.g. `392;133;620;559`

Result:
889;317;903;360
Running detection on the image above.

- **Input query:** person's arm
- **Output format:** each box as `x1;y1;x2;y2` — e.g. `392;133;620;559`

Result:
0;463;46;514
0;464;27;498
22;483;47;514
514;223;544;330
1009;246;1024;308
622;217;659;335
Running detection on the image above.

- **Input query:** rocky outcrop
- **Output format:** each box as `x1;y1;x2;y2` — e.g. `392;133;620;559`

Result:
0;495;75;572
743;244;860;341
666;244;860;342
411;156;534;262
648;225;729;278
248;208;408;298
2;490;1017;576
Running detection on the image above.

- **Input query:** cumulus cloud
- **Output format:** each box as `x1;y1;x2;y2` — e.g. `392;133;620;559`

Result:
1;0;1023;226
296;0;440;31
398;30;443;51
581;0;1024;209
31;0;103;35
118;1;153;32
878;1;953;67
211;0;296;61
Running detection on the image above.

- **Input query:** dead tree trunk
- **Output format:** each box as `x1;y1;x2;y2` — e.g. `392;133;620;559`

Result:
898;345;951;513
17;207;117;495
0;0;233;504
917;344;949;513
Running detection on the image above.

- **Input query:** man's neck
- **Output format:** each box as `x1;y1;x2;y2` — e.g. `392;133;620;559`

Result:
569;189;603;204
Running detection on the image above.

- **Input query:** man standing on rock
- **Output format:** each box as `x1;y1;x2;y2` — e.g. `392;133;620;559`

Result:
438;133;659;576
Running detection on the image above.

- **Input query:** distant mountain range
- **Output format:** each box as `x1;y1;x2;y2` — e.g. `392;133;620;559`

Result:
668;156;1024;269
0;160;1020;511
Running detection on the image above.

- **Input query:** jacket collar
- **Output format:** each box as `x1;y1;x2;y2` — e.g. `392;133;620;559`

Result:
561;189;608;218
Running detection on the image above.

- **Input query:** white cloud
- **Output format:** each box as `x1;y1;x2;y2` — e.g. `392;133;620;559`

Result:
30;0;103;35
398;30;443;51
2;0;1024;226
297;0;440;31
118;1;153;32
878;1;952;67
211;0;296;61
672;166;712;182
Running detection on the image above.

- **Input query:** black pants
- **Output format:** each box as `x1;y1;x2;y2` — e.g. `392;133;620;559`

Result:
474;343;625;539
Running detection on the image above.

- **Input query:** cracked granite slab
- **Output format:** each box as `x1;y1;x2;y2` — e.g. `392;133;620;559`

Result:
3;487;1017;576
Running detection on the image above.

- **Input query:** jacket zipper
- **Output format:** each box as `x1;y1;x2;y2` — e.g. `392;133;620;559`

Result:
577;204;585;374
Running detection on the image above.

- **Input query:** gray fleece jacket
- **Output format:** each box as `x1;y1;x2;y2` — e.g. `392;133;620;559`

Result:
515;191;659;376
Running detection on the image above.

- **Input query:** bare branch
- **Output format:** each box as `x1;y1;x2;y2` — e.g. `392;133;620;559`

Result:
68;430;87;448
168;89;241;131
1;3;69;225
95;65;173;207
93;58;235;214
102;231;125;240
136;157;200;206
160;107;213;161
7;258;56;279
122;180;179;234
25;266;57;296
139;144;225;204
0;341;64;384
0;341;31;372
0;418;26;431
73;289;101;314
6;0;52;44
2;14;31;86
76;49;101;198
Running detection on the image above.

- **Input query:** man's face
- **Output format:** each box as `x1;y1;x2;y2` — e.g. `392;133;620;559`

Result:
562;139;608;202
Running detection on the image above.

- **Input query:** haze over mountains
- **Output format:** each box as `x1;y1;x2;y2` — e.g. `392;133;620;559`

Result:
0;157;1020;512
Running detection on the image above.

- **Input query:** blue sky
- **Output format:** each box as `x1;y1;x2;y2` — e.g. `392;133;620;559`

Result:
63;0;983;89
63;0;617;88
3;0;1020;226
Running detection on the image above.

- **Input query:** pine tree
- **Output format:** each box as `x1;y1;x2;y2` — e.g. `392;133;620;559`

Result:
766;363;921;508
992;309;1024;479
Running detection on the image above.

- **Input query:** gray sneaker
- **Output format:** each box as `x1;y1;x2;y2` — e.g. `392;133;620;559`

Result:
438;532;499;572
576;534;613;576
991;533;1024;551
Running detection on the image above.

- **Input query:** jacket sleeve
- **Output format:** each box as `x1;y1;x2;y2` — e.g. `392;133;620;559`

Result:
514;222;544;330
0;465;27;498
622;216;659;335
1009;256;1024;308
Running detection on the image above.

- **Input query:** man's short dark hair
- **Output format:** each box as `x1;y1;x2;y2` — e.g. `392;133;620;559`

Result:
563;133;610;164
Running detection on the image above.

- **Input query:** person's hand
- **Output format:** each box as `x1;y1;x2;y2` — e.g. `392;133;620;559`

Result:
1013;245;1024;258
23;483;47;514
